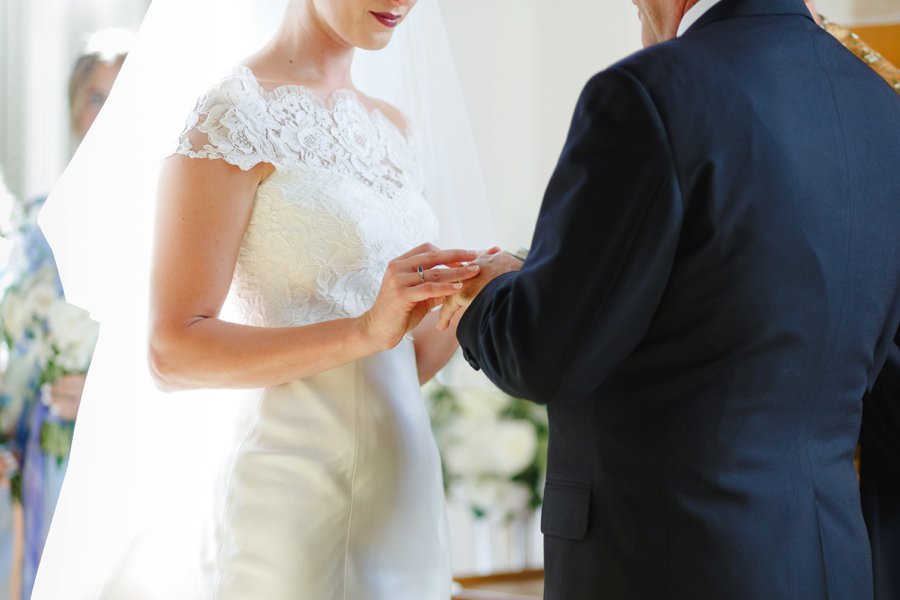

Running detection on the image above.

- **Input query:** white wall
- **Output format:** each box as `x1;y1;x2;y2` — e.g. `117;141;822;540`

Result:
439;0;643;248
817;0;900;24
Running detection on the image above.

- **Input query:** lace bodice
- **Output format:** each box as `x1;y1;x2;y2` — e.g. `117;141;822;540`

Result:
175;67;439;327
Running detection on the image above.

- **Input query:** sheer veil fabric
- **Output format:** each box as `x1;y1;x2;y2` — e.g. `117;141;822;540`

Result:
34;0;493;597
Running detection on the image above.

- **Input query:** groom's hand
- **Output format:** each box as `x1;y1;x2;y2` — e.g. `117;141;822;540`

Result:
437;247;523;331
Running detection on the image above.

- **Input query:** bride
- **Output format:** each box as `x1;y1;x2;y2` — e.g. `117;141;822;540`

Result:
33;0;494;598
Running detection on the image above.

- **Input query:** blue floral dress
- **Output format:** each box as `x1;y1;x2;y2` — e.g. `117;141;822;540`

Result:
0;196;74;599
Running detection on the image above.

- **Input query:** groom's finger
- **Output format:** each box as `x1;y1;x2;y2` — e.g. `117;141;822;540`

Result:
437;299;461;331
422;296;444;313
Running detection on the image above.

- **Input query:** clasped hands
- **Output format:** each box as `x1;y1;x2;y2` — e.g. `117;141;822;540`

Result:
436;246;523;331
362;243;523;351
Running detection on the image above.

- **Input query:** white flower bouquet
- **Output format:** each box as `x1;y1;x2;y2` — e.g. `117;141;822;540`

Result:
0;262;99;388
425;355;549;522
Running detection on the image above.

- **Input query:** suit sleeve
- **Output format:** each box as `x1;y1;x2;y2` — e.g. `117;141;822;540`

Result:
457;67;683;403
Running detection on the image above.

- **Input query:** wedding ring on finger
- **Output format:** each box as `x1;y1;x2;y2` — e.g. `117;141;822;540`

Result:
417;265;426;284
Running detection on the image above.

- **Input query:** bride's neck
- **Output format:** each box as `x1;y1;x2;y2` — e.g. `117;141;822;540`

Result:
256;2;355;92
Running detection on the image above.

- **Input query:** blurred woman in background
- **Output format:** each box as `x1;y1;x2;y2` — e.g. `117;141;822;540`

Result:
0;29;131;599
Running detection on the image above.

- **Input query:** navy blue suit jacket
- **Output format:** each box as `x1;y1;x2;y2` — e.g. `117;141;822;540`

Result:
456;1;900;598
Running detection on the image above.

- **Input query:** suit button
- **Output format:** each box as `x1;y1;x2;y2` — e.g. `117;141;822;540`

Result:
462;348;481;371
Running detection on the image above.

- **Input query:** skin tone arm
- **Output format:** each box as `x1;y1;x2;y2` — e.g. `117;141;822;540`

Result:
411;310;464;384
148;155;480;392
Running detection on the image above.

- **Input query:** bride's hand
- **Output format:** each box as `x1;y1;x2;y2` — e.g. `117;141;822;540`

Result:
362;243;481;351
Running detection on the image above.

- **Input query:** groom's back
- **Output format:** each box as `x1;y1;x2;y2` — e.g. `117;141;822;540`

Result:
580;2;900;599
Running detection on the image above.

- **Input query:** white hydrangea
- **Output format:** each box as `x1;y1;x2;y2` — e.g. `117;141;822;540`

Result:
45;300;99;373
426;353;549;522
443;418;537;479
0;288;31;343
26;265;61;319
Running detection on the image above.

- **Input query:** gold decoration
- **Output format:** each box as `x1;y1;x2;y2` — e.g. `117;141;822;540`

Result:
823;17;900;95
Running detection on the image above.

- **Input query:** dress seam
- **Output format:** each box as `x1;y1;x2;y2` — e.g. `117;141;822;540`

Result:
342;362;363;600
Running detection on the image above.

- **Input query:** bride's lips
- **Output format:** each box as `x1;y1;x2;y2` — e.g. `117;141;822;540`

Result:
371;11;402;28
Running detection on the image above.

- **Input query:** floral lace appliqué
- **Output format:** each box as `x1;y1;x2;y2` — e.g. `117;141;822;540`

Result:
175;66;424;199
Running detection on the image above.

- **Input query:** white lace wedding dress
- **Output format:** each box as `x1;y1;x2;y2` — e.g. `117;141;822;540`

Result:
174;66;451;599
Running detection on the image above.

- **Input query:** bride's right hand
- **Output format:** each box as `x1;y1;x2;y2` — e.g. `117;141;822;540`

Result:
362;243;481;351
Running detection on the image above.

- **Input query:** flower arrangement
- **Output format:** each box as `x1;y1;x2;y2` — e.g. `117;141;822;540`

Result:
425;355;548;522
0;192;99;421
1;265;99;388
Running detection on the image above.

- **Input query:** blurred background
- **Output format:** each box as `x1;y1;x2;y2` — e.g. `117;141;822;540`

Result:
1;0;898;596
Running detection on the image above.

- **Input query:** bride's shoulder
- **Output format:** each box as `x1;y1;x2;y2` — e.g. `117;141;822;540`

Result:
201;65;263;101
358;94;409;134
179;67;265;127
174;66;277;171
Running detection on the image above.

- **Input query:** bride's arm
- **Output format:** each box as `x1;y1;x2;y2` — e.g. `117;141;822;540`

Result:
412;310;464;385
148;156;478;392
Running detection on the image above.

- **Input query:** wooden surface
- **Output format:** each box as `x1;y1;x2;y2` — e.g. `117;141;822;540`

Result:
853;23;900;64
453;570;544;600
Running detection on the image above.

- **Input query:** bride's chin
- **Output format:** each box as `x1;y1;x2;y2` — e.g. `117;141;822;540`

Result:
355;31;395;51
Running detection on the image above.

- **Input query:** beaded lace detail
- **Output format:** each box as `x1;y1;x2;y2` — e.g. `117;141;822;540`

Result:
174;66;439;328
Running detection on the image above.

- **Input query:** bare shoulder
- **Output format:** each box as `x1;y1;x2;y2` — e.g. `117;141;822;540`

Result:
359;94;409;133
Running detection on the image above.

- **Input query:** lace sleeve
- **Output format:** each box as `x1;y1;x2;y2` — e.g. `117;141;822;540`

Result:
174;76;279;171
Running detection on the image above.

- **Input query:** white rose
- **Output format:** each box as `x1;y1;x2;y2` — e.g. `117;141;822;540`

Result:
25;266;61;319
439;353;503;392
45;300;99;373
450;478;502;515
2;350;36;391
442;418;537;480
442;421;493;478
0;289;32;342
492;480;534;520
486;420;538;478
455;388;510;423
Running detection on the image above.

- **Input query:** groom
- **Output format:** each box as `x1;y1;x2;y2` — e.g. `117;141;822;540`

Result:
440;0;900;598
